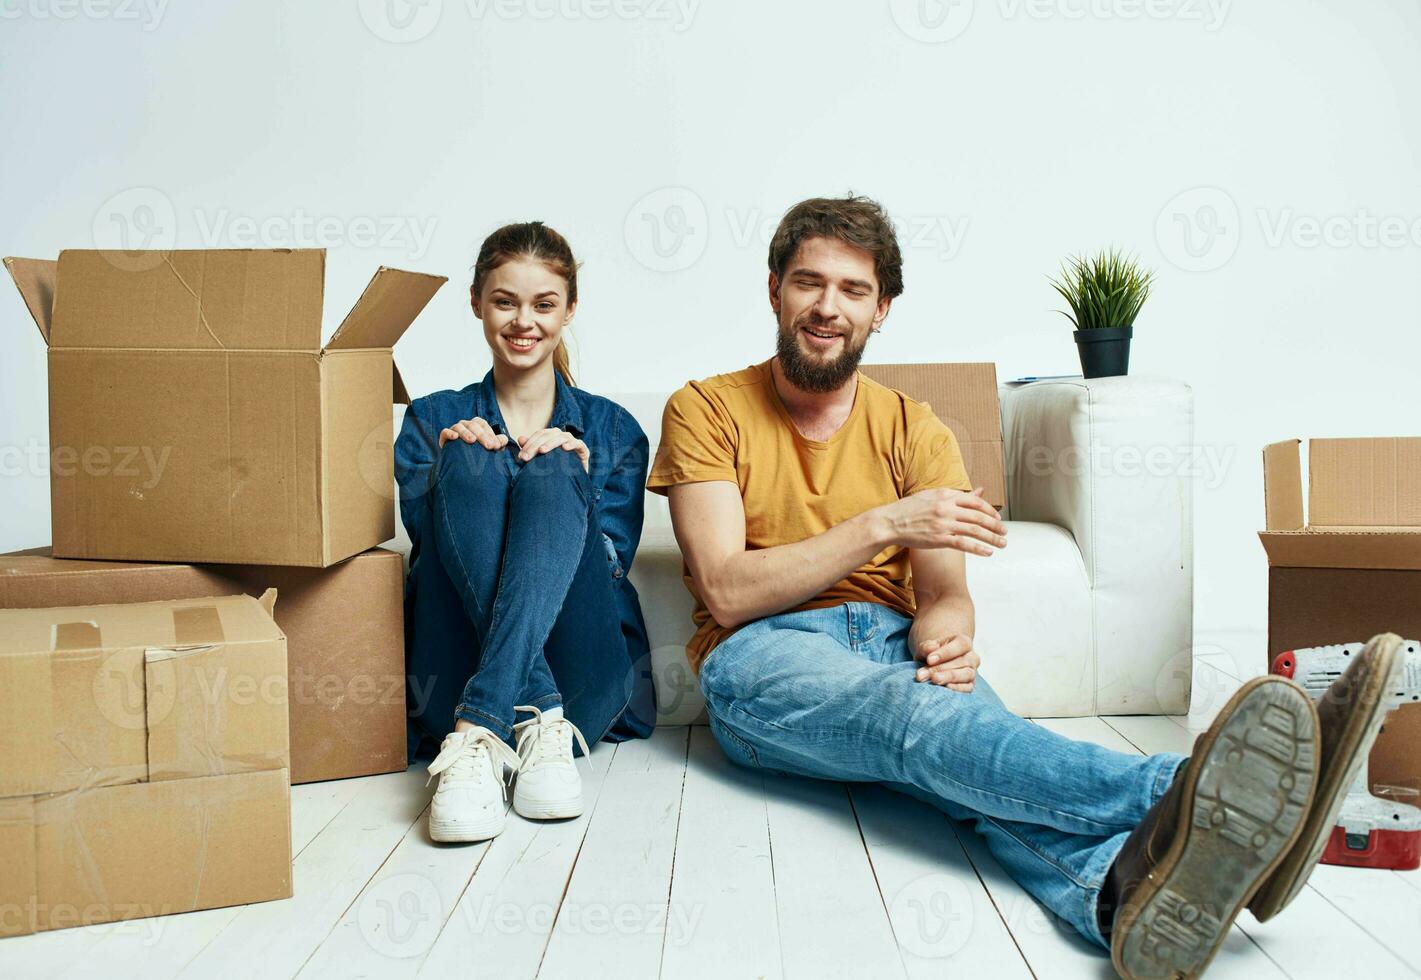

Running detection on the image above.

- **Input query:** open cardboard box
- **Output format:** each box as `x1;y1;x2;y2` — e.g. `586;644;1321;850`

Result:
1260;437;1421;798
4;249;445;567
0;592;292;937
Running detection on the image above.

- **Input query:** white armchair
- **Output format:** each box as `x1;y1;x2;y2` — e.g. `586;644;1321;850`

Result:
389;372;1195;725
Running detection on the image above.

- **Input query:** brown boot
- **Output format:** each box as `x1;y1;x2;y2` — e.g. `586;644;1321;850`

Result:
1109;675;1318;980
1247;632;1406;921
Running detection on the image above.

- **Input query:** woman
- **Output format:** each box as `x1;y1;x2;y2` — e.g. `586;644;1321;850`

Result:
395;221;655;843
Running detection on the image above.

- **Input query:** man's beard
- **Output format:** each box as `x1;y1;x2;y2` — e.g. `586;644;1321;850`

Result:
775;315;870;393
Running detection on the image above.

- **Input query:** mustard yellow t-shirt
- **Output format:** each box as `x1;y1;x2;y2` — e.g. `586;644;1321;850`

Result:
646;358;972;673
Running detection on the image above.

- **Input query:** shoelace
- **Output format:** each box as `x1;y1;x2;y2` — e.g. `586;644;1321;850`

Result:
426;728;521;796
512;704;591;771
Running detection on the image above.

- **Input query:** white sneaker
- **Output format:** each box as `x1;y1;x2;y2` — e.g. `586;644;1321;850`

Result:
426;727;521;842
511;705;591;820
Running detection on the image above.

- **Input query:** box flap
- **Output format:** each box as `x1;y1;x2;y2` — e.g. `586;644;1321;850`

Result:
1309;437;1421;527
323;266;446;353
49;249;325;351
0;593;281;659
860;362;1006;509
1259;527;1421;569
1263;439;1304;531
4;256;57;345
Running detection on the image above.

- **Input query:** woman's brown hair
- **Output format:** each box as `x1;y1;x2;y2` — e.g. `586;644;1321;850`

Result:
471;221;578;386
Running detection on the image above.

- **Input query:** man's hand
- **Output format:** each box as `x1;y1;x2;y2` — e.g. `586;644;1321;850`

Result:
439;417;509;450
881;486;1006;557
517;427;590;474
913;632;980;692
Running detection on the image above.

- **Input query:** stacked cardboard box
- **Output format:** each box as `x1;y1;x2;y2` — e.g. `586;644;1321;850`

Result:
0;249;444;934
0;592;292;937
1260;437;1421;798
0;547;409;784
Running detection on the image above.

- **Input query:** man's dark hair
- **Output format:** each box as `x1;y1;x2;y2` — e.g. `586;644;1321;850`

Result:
767;195;904;300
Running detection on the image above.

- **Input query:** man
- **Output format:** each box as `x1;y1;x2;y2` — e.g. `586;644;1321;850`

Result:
646;195;1402;978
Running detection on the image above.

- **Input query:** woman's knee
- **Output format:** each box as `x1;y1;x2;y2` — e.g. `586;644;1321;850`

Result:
510;446;589;501
434;439;507;495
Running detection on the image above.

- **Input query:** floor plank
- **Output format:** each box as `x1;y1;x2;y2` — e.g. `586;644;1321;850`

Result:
658;727;783;980
176;766;431;978
761;773;906;979
295;780;497;976
849;783;1032;978
1031;716;1142;755
537;727;690;980
415;741;619;979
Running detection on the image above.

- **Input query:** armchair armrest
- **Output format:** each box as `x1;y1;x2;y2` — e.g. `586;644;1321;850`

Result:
999;376;1195;713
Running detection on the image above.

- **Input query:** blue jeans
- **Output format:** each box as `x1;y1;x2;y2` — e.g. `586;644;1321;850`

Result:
698;601;1187;948
405;439;642;746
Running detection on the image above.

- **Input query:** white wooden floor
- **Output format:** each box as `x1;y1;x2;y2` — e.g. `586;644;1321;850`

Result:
7;635;1420;980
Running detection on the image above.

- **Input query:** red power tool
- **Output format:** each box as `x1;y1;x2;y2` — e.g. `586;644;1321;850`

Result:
1271;639;1421;870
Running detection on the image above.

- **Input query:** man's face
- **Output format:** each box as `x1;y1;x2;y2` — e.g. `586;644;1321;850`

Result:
770;235;892;393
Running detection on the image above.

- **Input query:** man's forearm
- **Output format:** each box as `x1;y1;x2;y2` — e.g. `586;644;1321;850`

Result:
909;590;975;659
705;508;893;628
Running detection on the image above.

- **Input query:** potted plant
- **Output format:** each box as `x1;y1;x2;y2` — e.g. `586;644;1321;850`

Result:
1049;248;1155;379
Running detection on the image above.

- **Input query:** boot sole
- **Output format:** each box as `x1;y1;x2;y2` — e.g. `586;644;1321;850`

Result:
1247;634;1404;921
1113;676;1317;980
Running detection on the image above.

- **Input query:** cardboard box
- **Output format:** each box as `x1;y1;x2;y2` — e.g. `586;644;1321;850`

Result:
0;547;407;785
1260;437;1421;799
4;249;446;567
859;362;1006;509
0;592;292;937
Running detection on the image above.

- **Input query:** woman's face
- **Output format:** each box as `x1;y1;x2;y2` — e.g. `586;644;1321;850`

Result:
473;256;575;371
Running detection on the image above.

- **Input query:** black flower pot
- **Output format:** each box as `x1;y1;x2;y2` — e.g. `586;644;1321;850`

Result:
1073;325;1132;379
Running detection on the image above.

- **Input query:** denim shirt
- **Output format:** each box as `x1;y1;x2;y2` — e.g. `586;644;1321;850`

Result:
394;368;655;736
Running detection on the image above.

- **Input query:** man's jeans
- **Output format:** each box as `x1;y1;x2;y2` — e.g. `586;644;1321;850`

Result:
407;439;637;744
698;601;1187;947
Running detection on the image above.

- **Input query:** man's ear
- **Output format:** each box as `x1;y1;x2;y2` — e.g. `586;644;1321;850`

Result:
873;294;893;329
469;284;483;322
768;271;782;315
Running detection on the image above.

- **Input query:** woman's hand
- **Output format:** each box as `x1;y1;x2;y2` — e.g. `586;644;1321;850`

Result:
517;427;590;473
439;417;509;450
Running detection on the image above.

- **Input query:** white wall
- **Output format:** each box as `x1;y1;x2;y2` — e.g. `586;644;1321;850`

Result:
2;0;1419;639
